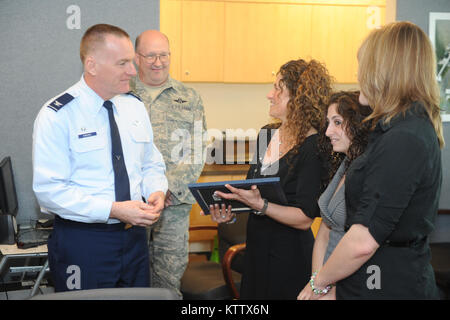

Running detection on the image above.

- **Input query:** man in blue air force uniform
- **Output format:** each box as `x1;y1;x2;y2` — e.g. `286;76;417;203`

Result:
32;24;167;291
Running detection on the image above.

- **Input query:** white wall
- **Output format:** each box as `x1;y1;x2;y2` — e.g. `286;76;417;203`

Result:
189;82;359;133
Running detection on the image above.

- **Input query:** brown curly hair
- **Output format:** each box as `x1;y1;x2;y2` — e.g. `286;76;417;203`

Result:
277;59;333;149
319;91;372;184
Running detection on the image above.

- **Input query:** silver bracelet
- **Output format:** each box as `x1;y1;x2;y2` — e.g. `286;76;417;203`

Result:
310;271;333;295
253;198;268;216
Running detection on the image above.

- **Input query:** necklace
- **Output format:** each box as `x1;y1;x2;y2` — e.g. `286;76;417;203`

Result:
278;128;285;156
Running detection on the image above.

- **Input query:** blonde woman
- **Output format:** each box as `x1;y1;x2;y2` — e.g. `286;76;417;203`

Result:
302;21;444;300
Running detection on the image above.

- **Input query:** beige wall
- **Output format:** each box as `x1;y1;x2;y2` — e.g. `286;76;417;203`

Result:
169;0;399;133
188;82;360;133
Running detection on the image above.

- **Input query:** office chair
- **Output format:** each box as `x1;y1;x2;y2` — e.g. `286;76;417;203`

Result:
221;242;246;299
180;214;322;300
430;209;450;300
180;213;248;300
29;287;180;300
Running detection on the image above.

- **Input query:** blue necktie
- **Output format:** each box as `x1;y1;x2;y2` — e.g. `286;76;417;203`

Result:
103;100;131;202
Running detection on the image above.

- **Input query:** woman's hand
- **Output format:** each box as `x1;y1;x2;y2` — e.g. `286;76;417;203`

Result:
297;282;336;300
297;282;314;300
199;184;263;224
215;184;265;212
200;203;235;224
318;286;336;300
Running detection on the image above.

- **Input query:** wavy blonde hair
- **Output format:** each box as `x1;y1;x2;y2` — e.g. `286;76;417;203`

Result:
358;21;444;148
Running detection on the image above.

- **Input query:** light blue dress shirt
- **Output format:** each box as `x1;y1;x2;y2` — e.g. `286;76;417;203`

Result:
33;76;168;224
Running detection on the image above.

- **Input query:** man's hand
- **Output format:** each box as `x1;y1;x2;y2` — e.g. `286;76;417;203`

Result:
109;200;160;227
164;190;173;208
147;191;165;214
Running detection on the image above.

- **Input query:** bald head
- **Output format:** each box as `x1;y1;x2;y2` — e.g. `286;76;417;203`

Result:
134;30;171;86
135;30;169;53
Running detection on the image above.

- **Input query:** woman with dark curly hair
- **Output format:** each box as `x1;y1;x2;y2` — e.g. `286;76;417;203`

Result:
298;91;372;300
205;59;333;299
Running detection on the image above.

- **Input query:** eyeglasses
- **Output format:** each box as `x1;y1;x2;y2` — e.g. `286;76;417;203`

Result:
137;52;170;64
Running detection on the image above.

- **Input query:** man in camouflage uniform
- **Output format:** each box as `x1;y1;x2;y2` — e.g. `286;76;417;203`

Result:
130;30;207;297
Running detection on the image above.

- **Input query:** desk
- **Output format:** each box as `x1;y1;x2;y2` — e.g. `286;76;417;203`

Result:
0;244;47;255
0;244;49;298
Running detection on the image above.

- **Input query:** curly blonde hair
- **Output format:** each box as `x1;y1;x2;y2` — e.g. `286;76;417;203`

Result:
278;59;333;149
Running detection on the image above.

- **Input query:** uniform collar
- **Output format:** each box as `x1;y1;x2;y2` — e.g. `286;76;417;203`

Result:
79;75;122;116
132;75;179;95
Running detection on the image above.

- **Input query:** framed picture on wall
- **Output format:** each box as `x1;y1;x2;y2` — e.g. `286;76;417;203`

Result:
429;12;450;121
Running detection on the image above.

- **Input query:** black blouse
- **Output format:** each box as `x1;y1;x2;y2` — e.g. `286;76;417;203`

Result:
240;124;324;299
338;102;442;299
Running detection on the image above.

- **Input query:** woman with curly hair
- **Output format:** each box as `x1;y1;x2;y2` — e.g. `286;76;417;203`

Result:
298;91;372;300
206;59;333;299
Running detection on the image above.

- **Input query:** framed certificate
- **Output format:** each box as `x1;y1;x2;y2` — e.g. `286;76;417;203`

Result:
188;177;287;215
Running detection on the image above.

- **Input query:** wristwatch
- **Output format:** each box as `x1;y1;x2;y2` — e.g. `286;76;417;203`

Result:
253;198;268;216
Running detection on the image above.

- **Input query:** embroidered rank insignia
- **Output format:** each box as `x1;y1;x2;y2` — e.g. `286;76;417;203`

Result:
127;91;142;101
47;93;75;112
174;97;187;104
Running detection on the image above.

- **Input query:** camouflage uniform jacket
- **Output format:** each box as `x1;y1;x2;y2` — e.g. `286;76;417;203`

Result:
130;76;207;204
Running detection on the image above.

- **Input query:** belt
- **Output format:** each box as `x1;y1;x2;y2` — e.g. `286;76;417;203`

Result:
383;237;427;248
54;215;126;231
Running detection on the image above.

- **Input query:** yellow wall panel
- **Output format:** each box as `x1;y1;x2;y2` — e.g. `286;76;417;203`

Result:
161;0;387;83
181;0;225;81
311;217;322;238
223;0;386;5
160;0;182;80
311;4;385;83
224;2;312;83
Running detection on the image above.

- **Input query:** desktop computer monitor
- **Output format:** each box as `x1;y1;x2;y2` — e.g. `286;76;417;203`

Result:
0;156;18;244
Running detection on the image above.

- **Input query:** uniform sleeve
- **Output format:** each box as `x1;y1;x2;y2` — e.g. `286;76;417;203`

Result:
348;131;428;245
140;111;168;198
32;109;112;223
167;93;207;204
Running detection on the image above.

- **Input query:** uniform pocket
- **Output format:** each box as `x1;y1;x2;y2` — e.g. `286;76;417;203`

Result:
166;109;194;131
72;134;106;153
130;125;151;143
